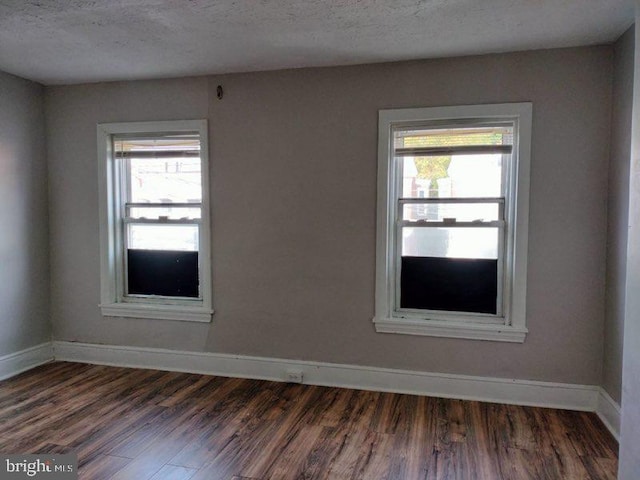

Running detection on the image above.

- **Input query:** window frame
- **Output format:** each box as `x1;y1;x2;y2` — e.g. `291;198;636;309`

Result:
97;119;213;323
374;103;532;342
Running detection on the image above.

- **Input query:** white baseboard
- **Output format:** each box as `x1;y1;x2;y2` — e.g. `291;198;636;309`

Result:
0;341;606;436
53;341;599;412
0;342;54;381
596;388;621;440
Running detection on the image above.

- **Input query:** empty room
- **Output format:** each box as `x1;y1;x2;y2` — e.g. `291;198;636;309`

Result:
1;1;640;479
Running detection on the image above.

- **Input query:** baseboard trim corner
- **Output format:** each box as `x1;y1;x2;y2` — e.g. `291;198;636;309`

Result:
52;340;600;412
0;342;54;381
596;388;621;441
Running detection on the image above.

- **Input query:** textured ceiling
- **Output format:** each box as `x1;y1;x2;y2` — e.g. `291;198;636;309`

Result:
0;0;635;85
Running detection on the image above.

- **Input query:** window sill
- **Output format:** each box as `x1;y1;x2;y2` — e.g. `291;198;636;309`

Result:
100;303;213;323
373;316;527;343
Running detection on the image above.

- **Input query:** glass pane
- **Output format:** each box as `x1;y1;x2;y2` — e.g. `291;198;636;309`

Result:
402;202;499;222
395;125;513;149
114;134;202;203
401;227;498;259
400;154;502;198
128;206;201;220
127;224;198;251
127;249;199;298
400;256;497;314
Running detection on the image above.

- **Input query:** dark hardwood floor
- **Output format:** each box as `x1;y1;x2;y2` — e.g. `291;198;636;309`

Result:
0;362;618;479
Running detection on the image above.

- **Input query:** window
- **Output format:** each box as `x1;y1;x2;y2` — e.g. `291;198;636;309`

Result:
374;104;531;342
97;120;212;322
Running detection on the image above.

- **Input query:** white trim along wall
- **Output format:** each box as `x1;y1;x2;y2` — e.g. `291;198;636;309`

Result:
597;388;622;441
0;343;54;381
0;341;620;440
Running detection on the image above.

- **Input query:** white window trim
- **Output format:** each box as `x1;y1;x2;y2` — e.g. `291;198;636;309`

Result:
97;119;213;322
374;103;532;342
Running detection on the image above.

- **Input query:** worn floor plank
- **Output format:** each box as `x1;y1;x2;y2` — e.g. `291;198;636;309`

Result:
0;362;619;480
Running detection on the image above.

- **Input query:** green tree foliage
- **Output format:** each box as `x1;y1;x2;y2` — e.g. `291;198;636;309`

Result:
414;156;451;181
413;156;450;195
403;131;505;192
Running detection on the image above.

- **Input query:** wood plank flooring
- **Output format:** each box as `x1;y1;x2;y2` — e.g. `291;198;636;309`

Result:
0;362;618;479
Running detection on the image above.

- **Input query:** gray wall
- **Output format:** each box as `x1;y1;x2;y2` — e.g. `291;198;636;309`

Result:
0;71;50;356
604;27;635;405
619;20;640;480
46;46;613;385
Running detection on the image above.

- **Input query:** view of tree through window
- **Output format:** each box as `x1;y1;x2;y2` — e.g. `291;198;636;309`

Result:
394;124;512;314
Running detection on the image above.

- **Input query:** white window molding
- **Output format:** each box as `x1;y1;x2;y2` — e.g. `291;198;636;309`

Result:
374;103;532;342
97;120;213;322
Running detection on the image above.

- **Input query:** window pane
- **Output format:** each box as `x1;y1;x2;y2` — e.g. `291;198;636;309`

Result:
128;206;201;220
127;224;198;251
401;227;498;259
395;125;513;149
115;134;202;203
128;249;199;298
400;256;497;314
400;154;502;198
402;202;499;222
